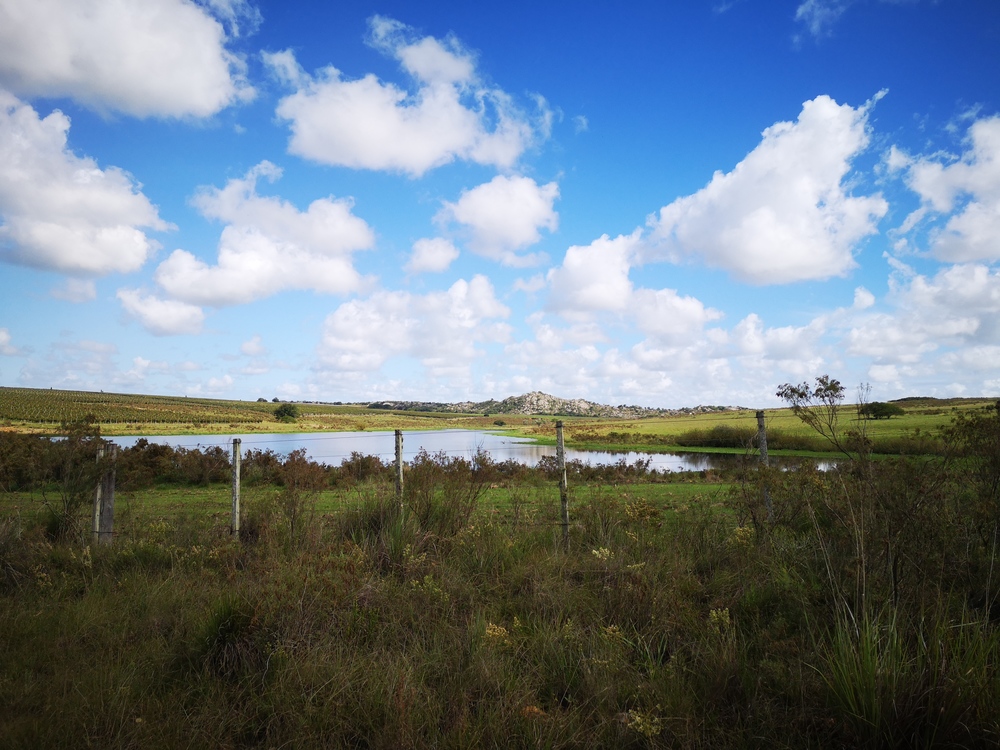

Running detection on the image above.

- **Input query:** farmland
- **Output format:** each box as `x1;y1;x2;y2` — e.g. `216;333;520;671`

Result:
0;386;542;436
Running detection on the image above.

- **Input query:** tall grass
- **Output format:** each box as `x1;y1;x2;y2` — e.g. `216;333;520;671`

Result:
2;413;1000;748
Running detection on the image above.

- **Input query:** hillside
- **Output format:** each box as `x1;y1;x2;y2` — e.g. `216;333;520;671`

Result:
366;391;742;419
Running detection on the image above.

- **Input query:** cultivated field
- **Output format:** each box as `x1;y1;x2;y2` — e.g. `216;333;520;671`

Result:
0;386;542;436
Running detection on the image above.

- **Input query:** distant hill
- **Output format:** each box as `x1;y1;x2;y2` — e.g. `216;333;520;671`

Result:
366;391;743;419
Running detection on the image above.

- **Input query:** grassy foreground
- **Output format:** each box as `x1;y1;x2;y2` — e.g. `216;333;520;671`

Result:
3;402;1000;748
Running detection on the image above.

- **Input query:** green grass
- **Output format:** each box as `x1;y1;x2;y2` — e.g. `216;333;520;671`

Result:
4;446;1000;748
4;396;1000;747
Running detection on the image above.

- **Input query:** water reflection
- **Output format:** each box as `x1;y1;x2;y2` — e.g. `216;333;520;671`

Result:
111;429;829;472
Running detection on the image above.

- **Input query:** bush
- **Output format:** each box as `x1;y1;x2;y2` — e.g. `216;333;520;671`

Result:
273;403;299;421
859;402;906;420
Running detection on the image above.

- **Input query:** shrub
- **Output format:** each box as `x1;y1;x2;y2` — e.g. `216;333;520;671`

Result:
273;403;299;421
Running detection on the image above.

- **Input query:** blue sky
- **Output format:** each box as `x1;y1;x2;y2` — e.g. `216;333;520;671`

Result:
1;0;998;408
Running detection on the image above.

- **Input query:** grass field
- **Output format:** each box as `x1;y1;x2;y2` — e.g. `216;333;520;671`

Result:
3;455;1000;747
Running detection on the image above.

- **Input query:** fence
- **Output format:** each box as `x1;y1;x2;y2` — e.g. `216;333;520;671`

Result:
83;418;771;544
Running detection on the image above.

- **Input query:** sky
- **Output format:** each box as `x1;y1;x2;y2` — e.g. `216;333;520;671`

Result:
1;0;999;409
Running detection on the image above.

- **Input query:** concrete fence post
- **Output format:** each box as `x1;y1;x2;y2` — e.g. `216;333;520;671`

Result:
92;442;116;545
556;421;569;551
395;430;404;508
756;410;773;523
231;438;241;535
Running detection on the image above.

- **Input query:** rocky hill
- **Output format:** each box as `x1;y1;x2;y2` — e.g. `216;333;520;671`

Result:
366;391;742;418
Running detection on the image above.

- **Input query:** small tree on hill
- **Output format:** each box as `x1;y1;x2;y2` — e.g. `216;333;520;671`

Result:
274;403;299;421
859;402;905;420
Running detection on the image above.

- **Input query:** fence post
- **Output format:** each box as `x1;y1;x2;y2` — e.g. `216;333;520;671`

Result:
556;420;569;551
395;430;404;508
98;444;116;544
756;410;773;523
92;443;116;545
231;438;241;535
91;444;104;546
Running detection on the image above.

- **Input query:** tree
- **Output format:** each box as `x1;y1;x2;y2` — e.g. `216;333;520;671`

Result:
859;402;905;420
273;403;299;421
776;375;847;449
776;376;871;458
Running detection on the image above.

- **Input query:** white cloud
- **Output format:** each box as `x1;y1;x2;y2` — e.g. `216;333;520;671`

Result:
939;346;1000;373
901;116;1000;262
240;334;266;356
630;288;724;343
513;274;546;294
853;286;875;309
795;0;852;37
0;327;18;355
367;16;475;85
117;289;205;336
845;263;1000;366
439;175;559;265
547;233;637;313
0;0;253;118
206;374;234;394
266;18;545;177
546;231;722;344
153;161;374;306
730;313;824;361
17;338;119;390
795;0;923;38
406;237;459;274
319;275;509;373
647;94;888;284
118;355;168;387
868;363;900;382
199;0;262;39
0;92;170;275
51;279;97;303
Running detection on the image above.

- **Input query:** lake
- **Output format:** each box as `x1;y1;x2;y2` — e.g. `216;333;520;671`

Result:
110;429;823;473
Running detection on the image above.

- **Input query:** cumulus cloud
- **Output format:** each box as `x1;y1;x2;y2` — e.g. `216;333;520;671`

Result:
266;17;546;176
0;92;170;275
547;233;637;313
630;288;724;343
117;289;205;336
0;0;253;118
153;161;374;306
240;334;266;356
845;263;1000;366
0;327;19;355
438;175;559;265
853;286;875;309
647;94;888;284
545;231;723;347
406;237;459;274
319;275;510;373
898;116;1000;262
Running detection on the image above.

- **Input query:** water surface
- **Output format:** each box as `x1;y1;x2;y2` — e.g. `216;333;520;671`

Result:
111;429;818;472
